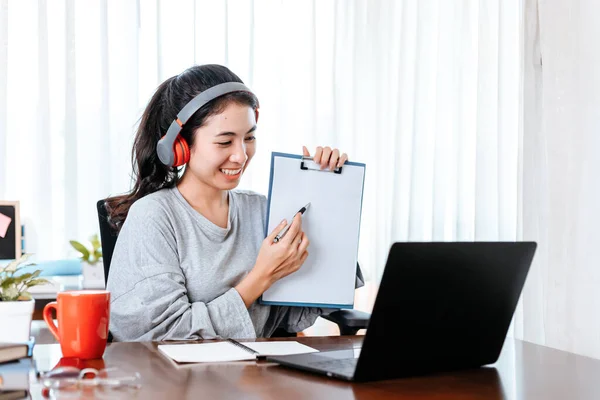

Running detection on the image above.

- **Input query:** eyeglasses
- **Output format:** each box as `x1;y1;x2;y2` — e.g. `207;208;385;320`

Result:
40;366;141;399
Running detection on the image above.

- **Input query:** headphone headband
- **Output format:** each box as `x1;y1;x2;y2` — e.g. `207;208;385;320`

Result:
156;82;256;166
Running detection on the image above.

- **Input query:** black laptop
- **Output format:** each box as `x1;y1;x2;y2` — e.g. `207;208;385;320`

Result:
267;241;537;382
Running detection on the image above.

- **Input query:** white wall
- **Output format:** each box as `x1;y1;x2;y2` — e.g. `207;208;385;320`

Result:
519;0;600;358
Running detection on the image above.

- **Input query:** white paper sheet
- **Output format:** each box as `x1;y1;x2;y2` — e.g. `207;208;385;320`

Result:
262;153;365;307
157;341;318;363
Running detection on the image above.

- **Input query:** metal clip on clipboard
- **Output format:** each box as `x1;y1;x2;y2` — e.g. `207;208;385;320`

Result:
299;156;343;174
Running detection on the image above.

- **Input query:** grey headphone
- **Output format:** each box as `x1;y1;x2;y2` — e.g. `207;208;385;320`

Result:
156;82;256;167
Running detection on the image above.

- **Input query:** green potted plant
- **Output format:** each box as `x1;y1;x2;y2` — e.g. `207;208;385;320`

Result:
0;253;49;343
70;234;104;289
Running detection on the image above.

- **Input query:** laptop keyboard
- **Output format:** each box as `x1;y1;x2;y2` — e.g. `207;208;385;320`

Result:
308;358;358;376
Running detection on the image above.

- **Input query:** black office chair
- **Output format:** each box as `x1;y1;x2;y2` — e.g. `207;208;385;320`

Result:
97;199;370;337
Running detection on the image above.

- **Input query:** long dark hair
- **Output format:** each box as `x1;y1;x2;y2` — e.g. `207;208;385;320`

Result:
106;64;259;230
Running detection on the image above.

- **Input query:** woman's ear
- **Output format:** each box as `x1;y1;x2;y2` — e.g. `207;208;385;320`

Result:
255;108;260;124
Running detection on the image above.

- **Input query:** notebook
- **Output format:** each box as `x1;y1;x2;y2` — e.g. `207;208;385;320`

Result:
157;339;319;364
260;152;366;308
0;344;28;365
0;357;31;392
0;390;29;400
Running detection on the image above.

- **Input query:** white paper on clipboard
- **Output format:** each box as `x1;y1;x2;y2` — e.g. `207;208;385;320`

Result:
260;152;366;308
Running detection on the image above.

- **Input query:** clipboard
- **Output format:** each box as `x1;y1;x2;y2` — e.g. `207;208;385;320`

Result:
259;152;366;308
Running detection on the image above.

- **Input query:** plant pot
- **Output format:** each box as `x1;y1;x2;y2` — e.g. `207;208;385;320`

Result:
0;298;34;343
82;261;105;289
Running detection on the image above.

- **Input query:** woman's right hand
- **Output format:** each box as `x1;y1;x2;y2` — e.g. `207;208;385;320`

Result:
235;213;309;308
254;213;310;285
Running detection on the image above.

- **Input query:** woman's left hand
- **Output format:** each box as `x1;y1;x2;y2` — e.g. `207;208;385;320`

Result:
302;146;349;171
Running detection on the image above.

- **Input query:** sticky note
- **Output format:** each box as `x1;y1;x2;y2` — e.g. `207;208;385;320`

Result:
0;212;12;238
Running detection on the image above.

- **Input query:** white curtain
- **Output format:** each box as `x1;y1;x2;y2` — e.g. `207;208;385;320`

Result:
1;0;521;305
0;0;522;280
517;0;600;359
0;0;521;276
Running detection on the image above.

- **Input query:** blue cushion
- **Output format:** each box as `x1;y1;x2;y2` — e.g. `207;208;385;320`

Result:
13;258;82;276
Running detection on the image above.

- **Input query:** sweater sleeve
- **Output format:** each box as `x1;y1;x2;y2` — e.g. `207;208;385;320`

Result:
106;200;255;341
276;306;323;333
276;263;367;333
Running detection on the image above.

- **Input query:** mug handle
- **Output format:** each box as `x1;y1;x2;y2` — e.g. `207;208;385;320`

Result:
43;302;60;342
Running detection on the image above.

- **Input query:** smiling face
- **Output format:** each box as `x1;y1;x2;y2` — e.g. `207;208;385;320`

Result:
184;101;257;191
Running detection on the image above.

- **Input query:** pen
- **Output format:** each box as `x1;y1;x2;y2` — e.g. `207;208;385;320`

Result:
273;202;311;243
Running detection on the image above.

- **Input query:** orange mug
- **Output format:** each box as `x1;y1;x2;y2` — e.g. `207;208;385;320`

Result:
43;290;110;359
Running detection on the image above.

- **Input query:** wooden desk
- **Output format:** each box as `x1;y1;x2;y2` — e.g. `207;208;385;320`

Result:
28;336;600;399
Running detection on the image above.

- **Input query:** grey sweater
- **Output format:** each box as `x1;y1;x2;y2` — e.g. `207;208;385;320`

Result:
107;187;326;341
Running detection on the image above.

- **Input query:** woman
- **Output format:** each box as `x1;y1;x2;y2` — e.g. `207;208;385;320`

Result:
106;64;350;341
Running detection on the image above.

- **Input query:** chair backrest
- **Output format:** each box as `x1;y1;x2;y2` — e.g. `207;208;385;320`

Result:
96;199;119;286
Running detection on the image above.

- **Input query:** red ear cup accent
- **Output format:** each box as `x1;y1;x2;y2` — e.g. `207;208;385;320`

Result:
172;135;190;167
